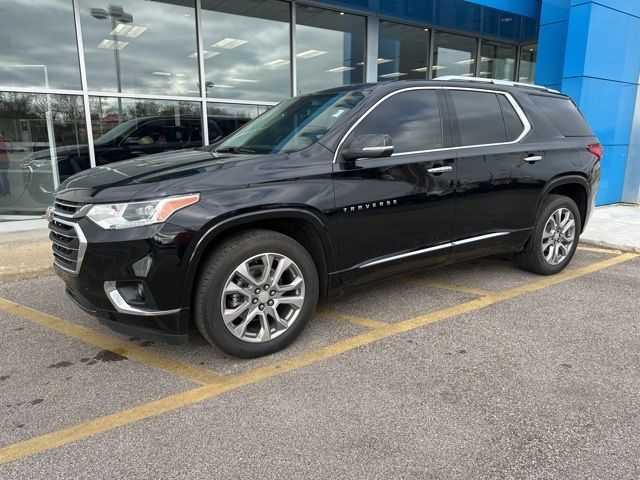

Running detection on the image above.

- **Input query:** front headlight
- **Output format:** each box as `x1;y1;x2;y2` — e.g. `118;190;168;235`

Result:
86;193;200;230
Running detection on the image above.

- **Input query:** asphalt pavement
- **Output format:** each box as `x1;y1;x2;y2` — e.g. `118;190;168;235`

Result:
0;246;638;479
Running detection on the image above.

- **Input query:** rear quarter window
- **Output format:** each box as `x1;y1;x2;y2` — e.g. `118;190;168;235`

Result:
530;95;593;137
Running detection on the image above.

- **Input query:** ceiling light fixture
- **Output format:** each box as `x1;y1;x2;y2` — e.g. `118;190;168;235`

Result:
229;78;259;83
412;67;428;72
98;39;129;50
327;66;355;73
431;65;445;70
189;50;220;59
110;23;147;38
379;72;407;78
455;58;475;65
263;59;289;66
212;38;248;49
377;58;392;64
297;49;328;59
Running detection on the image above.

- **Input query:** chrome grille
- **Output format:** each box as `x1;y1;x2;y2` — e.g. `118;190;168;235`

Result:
48;201;88;275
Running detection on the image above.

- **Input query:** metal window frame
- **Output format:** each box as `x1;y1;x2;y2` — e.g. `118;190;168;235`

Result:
331;85;531;163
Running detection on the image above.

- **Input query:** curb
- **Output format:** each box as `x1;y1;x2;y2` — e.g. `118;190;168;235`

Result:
579;239;640;254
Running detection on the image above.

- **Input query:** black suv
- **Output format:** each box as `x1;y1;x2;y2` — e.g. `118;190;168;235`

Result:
48;79;601;358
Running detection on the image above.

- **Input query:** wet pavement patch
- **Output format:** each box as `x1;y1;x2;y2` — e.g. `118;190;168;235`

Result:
47;361;73;369
93;350;126;363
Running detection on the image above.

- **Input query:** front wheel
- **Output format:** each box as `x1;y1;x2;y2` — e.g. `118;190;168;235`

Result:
194;230;319;358
515;194;581;275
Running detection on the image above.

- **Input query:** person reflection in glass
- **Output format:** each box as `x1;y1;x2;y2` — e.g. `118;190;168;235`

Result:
0;131;11;197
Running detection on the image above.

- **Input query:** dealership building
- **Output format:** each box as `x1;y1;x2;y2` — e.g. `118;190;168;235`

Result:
0;0;638;222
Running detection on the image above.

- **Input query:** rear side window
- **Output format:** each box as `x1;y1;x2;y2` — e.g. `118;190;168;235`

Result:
530;95;593;137
351;90;443;153
497;94;524;141
449;90;507;146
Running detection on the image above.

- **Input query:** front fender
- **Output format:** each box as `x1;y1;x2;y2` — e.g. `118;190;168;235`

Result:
180;207;337;307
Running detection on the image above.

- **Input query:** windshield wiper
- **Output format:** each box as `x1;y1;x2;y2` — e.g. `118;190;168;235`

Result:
214;146;256;154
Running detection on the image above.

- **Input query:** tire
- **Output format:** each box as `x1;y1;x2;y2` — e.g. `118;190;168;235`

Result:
194;229;319;358
515;194;582;275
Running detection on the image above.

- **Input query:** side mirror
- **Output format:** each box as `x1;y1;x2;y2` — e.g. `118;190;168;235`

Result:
342;134;394;161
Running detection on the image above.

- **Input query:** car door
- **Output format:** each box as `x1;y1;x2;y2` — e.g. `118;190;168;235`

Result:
445;88;539;260
332;88;457;284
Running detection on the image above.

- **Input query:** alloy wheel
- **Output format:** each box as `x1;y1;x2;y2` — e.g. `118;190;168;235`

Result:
541;207;575;265
220;253;305;343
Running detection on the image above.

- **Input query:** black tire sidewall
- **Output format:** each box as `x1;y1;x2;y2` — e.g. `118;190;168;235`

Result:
197;232;318;358
531;195;582;274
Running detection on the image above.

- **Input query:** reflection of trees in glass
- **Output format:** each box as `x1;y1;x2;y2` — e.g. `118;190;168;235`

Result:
0;93;84;145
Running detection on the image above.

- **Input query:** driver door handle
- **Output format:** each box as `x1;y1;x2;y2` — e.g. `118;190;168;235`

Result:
524;155;543;163
427;166;453;174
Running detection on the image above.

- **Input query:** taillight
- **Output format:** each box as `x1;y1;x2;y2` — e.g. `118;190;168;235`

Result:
587;143;602;161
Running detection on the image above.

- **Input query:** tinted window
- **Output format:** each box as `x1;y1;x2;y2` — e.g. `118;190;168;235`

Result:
449;90;506;146
497;94;524;141
530;95;593;137
351;90;442;153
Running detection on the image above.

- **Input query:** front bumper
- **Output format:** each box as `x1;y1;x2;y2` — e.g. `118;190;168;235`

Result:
51;213;196;344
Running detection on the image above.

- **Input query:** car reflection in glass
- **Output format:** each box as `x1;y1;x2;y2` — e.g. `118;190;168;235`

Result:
20;115;229;203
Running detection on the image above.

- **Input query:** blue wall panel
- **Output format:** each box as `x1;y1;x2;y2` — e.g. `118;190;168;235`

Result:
562;77;638;146
540;0;571;24
536;21;569;86
564;3;640;83
596;145;629;204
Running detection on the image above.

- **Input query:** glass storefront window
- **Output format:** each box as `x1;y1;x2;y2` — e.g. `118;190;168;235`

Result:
479;41;516;80
201;0;291;102
88;97;204;164
378;21;430;81
0;1;81;90
79;0;199;96
432;32;477;78
0;92;86;218
295;5;365;95
519;44;537;84
207;103;261;139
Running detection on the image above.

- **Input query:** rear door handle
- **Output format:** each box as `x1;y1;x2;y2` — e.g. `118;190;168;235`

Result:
524;155;542;163
427;166;453;174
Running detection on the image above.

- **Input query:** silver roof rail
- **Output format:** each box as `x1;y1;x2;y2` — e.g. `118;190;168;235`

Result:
435;75;560;94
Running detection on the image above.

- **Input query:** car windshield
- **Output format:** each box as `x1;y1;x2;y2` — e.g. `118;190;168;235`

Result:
214;90;366;155
93;118;141;146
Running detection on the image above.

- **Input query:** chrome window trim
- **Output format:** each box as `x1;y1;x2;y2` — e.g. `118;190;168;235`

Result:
332;86;531;163
358;231;509;269
104;281;181;316
50;217;87;275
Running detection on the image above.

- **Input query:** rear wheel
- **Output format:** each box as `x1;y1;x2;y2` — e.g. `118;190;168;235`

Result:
194;230;319;358
515;194;581;275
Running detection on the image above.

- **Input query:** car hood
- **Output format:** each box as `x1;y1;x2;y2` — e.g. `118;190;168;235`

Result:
56;148;285;204
22;144;90;163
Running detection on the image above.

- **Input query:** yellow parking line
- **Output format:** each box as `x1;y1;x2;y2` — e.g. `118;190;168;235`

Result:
0;299;225;386
316;309;388;329
400;277;493;297
577;245;623;255
0;251;636;464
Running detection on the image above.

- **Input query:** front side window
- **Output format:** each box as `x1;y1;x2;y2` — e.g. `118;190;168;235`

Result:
349;90;443;153
215;89;366;154
449;90;507;146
